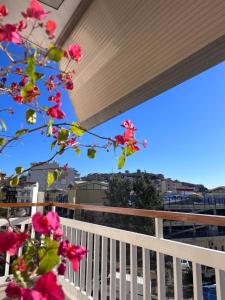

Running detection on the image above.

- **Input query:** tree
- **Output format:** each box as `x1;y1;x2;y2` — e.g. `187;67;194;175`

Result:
105;175;132;207
133;173;162;210
104;173;162;234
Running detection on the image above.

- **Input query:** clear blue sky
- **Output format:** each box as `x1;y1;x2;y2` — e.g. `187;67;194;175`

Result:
1;46;225;188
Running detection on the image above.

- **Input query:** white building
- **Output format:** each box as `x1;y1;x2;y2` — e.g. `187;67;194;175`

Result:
27;161;80;192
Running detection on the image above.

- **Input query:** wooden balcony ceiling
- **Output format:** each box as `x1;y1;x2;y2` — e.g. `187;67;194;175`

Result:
59;0;225;129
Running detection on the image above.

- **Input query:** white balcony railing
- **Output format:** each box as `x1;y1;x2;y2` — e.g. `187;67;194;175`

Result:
1;203;225;300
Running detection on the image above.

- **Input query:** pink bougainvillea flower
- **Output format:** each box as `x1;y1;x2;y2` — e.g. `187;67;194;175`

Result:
142;139;148;148
5;282;21;298
115;135;125;145
57;263;66;276
0;231;28;256
34;272;65;300
32;211;61;235
46;211;60;231
45;20;57;38
67;245;87;272
18;20;27;31
58;240;69;257
53;227;63;240
121;120;135;129
32;212;50;235
65;80;74;90
47;104;65;120
0;24;21;44
13;95;24;104
0;5;8;17
130;140;140;152
68;44;81;62
21;0;49;20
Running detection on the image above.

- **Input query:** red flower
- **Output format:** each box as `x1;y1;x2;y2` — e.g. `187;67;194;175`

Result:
32;212;50;235
0;24;21;44
0;5;8;17
0;231;28;256
15;258;27;272
45;20;57;38
57;263;66;276
68;44;81;62
121;120;135;129
19;76;27;86
32;211;61;235
18;20;27;31
131;140;140;152
5;282;21;298
46;211;60;231
67;245;87;272
47;104;65;120
115;135;125;145
58;240;69;257
21;0;49;20
53;227;63;240
34;272;64;300
65;81;74;90
13;95;23;104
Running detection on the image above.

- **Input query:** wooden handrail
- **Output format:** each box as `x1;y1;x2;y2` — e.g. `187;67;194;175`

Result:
1;202;225;227
53;202;225;227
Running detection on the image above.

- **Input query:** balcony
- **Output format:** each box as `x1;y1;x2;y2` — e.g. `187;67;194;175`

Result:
1;203;225;300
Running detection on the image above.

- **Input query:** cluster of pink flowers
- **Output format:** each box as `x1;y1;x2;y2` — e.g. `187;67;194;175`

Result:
2;211;86;300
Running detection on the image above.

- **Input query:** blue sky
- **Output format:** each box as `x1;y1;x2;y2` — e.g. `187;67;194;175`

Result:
1;47;225;188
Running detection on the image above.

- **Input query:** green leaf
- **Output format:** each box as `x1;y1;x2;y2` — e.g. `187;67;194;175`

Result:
21;82;34;100
47;171;56;188
48;47;63;62
58;128;69;142
74;147;80;156
10;176;19;187
87;148;96;159
25;55;35;82
15;167;24;175
118;155;125;169
58;144;66;155
16;129;28;138
50;140;57;150
47;169;62;187
37;239;59;274
0;138;4;146
26;109;37;125
118;148;126;169
70;122;85;137
126;145;135;157
0;119;7;131
34;72;44;81
37;248;59;274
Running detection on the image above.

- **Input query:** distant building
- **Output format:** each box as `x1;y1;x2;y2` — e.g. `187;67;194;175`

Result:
27;161;80;191
68;181;108;206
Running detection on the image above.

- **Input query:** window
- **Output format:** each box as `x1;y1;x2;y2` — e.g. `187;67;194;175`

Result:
39;0;64;10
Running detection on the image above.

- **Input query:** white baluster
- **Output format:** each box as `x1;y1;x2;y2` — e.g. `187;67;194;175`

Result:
110;239;116;300
120;241;126;300
93;234;100;300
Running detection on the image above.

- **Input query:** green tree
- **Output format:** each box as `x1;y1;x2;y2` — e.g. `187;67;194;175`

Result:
133;173;162;209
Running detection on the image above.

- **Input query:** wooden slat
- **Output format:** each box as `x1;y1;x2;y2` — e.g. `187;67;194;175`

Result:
120;242;126;300
101;237;108;300
142;248;151;300
80;231;87;291
86;232;93;296
110;239;116;300
173;257;183;300
130;245;138;300
215;269;225;300
93;234;100;300
193;263;203;300
74;229;81;287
